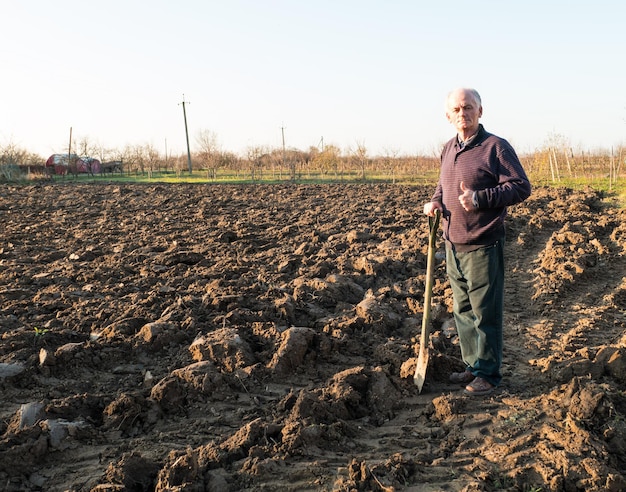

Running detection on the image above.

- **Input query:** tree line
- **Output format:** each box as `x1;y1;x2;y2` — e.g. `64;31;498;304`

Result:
0;131;623;187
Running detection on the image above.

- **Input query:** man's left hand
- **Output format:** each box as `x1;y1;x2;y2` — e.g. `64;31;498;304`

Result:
459;181;475;212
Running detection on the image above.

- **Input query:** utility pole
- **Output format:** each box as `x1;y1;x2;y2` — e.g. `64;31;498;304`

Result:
68;126;74;173
281;125;286;165
180;94;193;174
164;138;168;171
281;125;292;181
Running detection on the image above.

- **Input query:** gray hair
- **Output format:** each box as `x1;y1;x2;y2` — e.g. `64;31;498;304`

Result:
446;88;482;108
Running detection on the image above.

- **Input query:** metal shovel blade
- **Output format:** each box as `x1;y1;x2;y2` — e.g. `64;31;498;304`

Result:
414;210;440;393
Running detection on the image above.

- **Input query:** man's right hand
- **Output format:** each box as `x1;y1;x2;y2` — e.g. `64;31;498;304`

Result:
423;202;441;216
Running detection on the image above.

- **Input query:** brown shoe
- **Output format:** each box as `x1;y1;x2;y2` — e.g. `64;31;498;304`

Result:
463;377;495;396
449;370;475;384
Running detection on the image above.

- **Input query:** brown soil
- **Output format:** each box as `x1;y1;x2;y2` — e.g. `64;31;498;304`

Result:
1;183;625;492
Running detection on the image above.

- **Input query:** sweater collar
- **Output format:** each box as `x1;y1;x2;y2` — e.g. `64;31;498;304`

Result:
457;124;485;149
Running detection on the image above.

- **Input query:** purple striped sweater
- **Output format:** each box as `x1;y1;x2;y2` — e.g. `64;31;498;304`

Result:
431;124;531;250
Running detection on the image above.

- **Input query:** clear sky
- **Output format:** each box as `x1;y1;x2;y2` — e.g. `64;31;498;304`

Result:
3;0;625;159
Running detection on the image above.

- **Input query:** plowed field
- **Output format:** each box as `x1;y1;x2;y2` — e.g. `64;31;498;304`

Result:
1;183;625;491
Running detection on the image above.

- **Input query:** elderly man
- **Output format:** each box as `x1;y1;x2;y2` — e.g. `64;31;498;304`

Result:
423;88;531;396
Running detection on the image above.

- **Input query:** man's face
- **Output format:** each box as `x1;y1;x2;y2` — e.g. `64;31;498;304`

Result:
446;90;483;136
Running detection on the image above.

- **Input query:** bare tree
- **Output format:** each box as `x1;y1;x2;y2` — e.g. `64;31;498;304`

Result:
544;132;572;182
196;129;221;179
144;144;161;175
306;146;320;178
312;145;341;179
352;141;368;180
74;136;100;159
123;144;146;175
246;145;269;181
284;149;309;181
382;147;400;183
218;151;240;179
0;142;45;180
0;142;30;166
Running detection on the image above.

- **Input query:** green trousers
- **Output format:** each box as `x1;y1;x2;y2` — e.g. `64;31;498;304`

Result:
445;240;504;386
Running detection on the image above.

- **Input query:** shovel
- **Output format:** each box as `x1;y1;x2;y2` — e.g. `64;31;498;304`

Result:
414;209;440;393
